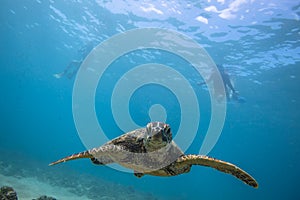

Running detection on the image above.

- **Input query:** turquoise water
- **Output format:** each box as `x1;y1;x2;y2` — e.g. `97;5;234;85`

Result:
1;0;300;199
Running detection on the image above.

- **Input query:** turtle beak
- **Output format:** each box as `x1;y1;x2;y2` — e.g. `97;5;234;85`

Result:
146;135;152;141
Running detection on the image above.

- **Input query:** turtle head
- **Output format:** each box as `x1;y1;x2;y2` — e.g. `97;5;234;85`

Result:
144;122;172;151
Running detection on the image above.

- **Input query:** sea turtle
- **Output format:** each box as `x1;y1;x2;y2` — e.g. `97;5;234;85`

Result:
50;122;258;188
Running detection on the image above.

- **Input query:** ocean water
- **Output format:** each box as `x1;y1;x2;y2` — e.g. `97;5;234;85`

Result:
0;0;299;199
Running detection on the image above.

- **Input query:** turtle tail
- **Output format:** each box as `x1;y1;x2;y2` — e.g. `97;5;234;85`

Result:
177;154;258;188
49;151;93;166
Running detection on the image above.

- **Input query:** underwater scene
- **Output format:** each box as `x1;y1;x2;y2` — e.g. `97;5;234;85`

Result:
0;0;299;199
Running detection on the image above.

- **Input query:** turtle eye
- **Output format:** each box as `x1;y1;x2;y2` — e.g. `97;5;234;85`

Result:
166;127;170;134
164;125;170;134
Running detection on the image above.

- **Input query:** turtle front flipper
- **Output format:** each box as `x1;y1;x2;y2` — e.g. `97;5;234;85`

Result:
49;145;123;166
176;155;258;188
49;151;93;166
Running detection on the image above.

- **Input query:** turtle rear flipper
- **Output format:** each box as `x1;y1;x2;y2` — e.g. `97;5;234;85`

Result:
49;151;93;166
176;155;258;188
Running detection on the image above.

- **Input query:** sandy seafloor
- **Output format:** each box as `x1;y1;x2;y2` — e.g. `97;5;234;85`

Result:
0;151;159;200
0;174;93;200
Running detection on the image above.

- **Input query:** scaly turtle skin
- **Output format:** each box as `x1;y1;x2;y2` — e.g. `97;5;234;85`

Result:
50;122;258;188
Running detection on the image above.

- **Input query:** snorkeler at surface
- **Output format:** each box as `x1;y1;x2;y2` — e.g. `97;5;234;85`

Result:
53;42;96;79
198;64;245;103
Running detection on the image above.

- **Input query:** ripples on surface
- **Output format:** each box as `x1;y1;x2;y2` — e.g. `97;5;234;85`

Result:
5;0;297;78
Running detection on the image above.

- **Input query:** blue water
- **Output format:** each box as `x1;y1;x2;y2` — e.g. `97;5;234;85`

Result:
1;0;300;199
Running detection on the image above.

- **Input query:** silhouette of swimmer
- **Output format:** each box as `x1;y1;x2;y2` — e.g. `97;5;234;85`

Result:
198;64;245;103
53;42;96;79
